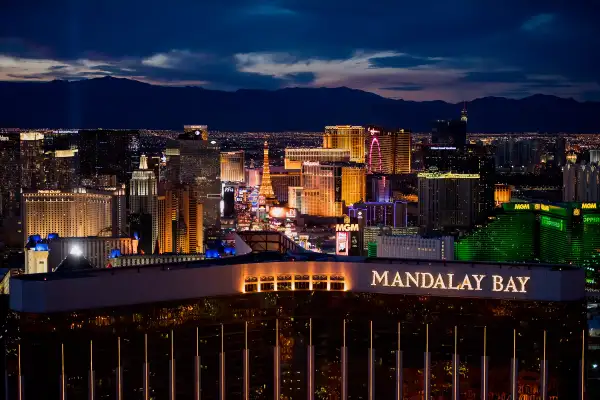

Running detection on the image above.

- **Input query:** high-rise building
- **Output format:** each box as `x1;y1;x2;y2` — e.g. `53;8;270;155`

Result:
111;184;127;237
220;151;245;183
284;148;351;170
129;155;158;254
341;165;366;206
22;188;112;241
258;141;278;205
455;202;600;269
78;130;140;184
348;201;407;227
431;120;466;147
554;136;567;167
301;162;339;217
158;186;204;254
270;172;301;204
424;144;495;219
418;172;480;231
376;235;454;260
368;174;392;202
166;126;221;229
323;125;366;163
20;131;45;190
563;162;600;202
0;132;21;219
288;187;304;211
43;149;80;189
299;161;365;216
365;126;411;174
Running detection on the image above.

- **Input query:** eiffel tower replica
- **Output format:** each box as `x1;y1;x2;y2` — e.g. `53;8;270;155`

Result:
259;141;279;206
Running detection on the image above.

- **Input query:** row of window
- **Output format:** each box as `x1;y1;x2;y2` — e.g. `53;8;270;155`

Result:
244;274;346;293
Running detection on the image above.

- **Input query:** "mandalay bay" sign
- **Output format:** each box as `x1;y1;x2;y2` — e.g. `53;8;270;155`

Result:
371;270;530;293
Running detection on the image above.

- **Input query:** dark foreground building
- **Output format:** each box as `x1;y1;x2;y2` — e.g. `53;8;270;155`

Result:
6;257;587;400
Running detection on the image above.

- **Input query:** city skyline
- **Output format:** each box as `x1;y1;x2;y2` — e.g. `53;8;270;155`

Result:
0;2;599;101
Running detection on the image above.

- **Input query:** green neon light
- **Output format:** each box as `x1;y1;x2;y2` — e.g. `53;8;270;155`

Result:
540;216;564;231
584;216;600;224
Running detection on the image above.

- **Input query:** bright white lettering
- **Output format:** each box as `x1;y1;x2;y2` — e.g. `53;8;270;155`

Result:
461;275;473;290
472;275;485;291
421;273;434;289
405;272;420;288
492;275;504;291
448;274;461;290
517;276;530;293
367;270;530;295
433;274;447;289
392;272;404;287
504;277;518;293
371;270;389;286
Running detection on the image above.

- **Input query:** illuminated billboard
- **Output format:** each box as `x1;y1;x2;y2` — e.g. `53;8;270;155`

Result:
269;207;298;219
336;232;349;256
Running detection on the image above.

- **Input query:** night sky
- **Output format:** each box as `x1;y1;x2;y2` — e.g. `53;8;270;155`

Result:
1;1;599;101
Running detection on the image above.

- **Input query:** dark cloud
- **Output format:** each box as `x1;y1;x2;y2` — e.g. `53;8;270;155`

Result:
0;0;598;100
369;55;441;69
380;85;424;92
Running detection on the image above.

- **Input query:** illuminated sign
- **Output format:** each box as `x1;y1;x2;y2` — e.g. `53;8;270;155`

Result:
371;270;530;293
224;187;234;193
584;216;600;224
430;146;457;150
514;204;530;210
582;203;597;209
336;223;360;232
285;209;297;219
540;216;564;231
37;190;61;194
0;136;10;141
336;232;349;256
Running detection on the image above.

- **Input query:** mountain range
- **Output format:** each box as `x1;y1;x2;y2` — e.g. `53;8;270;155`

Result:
1;76;599;132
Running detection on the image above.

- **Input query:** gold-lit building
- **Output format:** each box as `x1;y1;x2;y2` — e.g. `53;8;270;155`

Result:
300;162;365;216
323;125;366;163
220;151;245;183
158;186;204;254
301;163;340;217
495;184;512;206
341;165;366;206
366;126;411;174
22;188;112;241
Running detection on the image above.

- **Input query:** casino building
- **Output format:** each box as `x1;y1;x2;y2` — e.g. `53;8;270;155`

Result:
6;254;587;400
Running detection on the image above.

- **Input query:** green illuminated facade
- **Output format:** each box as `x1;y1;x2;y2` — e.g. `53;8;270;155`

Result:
455;202;600;270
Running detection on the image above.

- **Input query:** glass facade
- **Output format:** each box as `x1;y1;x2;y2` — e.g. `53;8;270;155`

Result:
6;291;584;400
456;202;600;269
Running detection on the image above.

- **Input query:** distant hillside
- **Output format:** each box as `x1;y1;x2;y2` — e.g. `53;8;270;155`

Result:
0;76;598;132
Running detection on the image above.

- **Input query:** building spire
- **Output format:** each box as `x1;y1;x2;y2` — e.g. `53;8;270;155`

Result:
258;141;278;204
461;101;468;123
